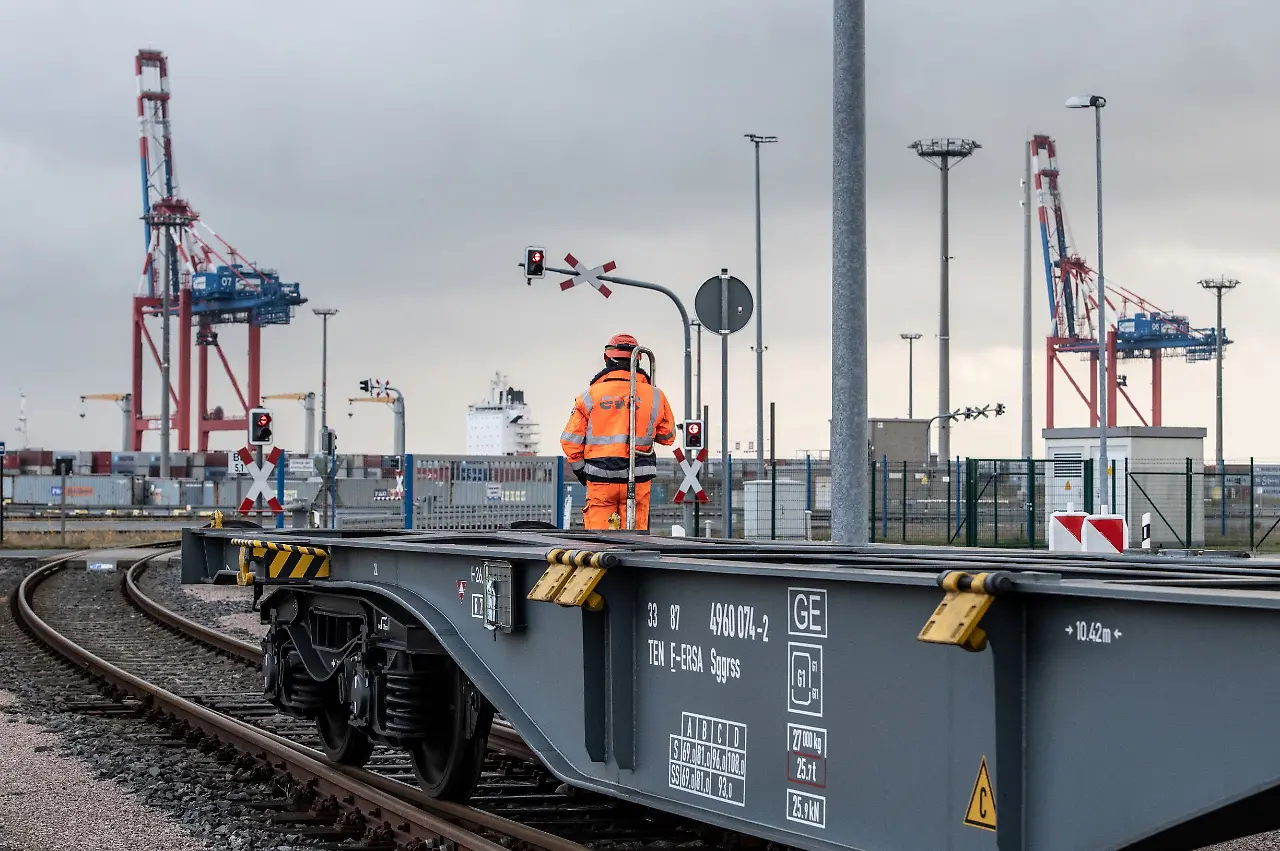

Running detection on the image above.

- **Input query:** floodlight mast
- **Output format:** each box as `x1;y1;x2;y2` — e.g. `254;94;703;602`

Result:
908;138;981;467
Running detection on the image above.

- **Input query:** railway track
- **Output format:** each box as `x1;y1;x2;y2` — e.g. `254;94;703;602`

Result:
10;546;720;851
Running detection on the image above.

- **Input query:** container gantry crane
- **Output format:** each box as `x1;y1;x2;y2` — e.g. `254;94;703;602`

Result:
1031;134;1227;428
132;49;306;453
261;392;316;455
79;393;132;452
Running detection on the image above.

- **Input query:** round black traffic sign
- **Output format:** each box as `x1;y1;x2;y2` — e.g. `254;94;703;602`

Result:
694;273;753;334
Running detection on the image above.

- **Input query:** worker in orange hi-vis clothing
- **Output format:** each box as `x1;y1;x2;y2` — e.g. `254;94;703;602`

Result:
561;334;676;531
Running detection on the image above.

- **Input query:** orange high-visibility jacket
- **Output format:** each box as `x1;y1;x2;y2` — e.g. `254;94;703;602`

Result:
561;368;675;483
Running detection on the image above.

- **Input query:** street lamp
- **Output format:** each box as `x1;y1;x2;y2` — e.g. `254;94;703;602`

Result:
909;138;980;467
900;333;922;418
1199;275;1238;527
1066;93;1108;509
313;307;338;526
745;133;778;477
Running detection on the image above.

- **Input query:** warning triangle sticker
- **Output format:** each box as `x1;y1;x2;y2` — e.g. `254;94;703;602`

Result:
964;755;996;831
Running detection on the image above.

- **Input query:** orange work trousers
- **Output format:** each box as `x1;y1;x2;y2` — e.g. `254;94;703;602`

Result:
583;481;652;531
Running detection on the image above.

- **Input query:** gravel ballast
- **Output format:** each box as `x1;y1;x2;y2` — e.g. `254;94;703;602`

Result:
0;557;330;851
134;557;261;642
0;690;210;851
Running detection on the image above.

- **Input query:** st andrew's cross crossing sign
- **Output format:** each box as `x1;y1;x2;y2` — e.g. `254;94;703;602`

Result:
672;446;709;503
237;446;284;516
559;253;616;298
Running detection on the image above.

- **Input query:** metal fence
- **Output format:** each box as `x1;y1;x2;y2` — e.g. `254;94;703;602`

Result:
950;458;1280;551
6;452;1279;551
409;455;562;530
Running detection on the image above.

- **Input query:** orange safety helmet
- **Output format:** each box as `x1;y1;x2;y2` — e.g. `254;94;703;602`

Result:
604;333;639;360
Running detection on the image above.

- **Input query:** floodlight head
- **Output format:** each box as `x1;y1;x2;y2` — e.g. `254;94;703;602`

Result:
313;307;339;317
1065;95;1106;109
745;133;778;144
909;138;981;168
1199;276;1240;292
900;332;923;341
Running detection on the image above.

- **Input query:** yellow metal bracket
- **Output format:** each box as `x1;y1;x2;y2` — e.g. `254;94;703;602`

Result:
230;538;331;584
527;548;617;611
917;570;1014;652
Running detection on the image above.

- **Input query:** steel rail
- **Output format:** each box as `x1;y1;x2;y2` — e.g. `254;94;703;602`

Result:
124;558;541;763
18;549;582;851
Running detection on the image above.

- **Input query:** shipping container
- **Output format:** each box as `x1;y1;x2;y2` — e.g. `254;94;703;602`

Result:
12;475;135;507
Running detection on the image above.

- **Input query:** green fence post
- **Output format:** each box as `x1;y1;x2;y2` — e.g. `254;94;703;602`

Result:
1124;457;1129;519
901;461;907;543
1185;457;1193;548
870;459;876;543
962;458;972;545
1084;460;1094;514
993;464;1000;547
1028;458;1037;548
1250;457;1256;551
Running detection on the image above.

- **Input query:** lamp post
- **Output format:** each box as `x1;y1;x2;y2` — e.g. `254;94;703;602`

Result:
900;332;922;418
745;133;777;477
1066;94;1108;509
313;307;338;526
909;138;980;468
1199;275;1238;527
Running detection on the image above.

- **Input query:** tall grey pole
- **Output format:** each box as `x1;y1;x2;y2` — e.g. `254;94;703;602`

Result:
1093;105;1109;511
694;320;703;416
1199;276;1238;502
938;159;952;467
908;338;914;418
831;0;868;544
121;394;132;453
754;140;763;476
900;333;921;418
720;268;731;538
159;226;172;479
909;139;979;468
1215;290;1223;470
746;133;776;476
392;391;406;458
313;308;338;527
304;392;316;456
320;318;330;435
1022;138;1033;460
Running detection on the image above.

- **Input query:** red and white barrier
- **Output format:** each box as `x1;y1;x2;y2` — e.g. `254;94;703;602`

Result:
1048;505;1088;552
1083;512;1128;554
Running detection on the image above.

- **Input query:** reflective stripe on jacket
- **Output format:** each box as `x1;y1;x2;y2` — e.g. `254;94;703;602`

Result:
560;368;676;484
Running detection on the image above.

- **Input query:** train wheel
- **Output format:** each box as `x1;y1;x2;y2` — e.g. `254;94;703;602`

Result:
316;705;374;767
404;660;493;800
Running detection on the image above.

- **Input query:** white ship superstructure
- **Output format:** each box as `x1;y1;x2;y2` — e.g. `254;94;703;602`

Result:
466;373;539;456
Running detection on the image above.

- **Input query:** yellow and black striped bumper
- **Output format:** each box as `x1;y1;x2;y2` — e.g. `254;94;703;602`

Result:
230;538;330;585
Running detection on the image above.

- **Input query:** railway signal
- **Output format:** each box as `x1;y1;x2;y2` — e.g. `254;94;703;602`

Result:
524;247;546;279
686;417;706;447
248;407;274;445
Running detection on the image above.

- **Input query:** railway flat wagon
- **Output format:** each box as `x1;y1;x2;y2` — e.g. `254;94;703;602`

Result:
183;526;1280;851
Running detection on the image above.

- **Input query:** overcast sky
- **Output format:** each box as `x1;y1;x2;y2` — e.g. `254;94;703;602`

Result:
1;0;1276;462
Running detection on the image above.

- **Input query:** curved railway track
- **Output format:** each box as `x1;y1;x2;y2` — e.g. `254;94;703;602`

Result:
12;546;717;851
